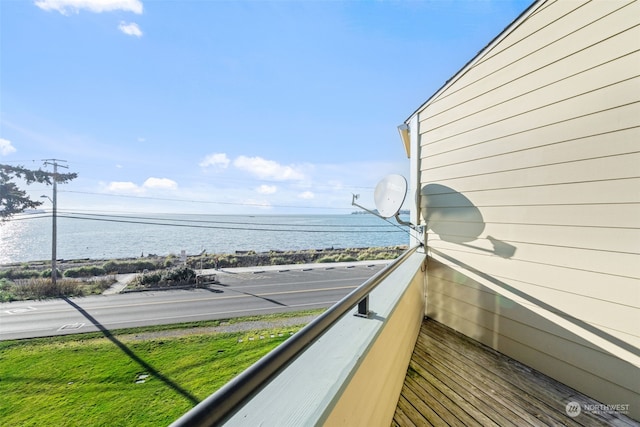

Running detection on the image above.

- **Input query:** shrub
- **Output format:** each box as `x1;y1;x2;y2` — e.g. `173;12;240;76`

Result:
218;255;237;268
187;255;215;270
0;276;116;301
270;257;287;265
130;266;195;288
356;248;400;261
40;269;62;279
162;266;195;284
0;278;16;302
315;254;360;263
64;266;107;278
0;269;41;280
136;272;163;287
14;278;84;300
102;260;160;274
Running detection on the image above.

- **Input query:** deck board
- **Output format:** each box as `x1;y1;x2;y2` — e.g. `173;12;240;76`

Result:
392;318;639;427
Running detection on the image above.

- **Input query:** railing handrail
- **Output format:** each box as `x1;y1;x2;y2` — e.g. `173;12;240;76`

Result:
170;245;421;427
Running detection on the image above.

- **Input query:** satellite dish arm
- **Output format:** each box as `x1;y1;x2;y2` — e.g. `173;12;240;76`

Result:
352;193;423;234
394;213;412;227
351;194;386;220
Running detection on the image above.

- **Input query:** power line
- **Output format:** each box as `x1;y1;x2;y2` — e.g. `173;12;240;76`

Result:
6;206;410;235
60;190;351;210
6;209;410;234
0;159;46;164
54;210;400;228
4;213;50;222
4;211;412;238
55;214;407;233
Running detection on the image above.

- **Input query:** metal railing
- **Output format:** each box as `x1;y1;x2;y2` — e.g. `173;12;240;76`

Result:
170;245;421;427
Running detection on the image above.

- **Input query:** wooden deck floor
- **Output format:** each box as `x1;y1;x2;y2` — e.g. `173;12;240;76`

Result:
392;318;638;427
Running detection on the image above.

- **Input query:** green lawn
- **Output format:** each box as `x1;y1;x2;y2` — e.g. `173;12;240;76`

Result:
0;318;309;426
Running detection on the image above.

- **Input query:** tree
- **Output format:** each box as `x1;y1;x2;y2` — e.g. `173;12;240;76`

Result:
0;164;77;221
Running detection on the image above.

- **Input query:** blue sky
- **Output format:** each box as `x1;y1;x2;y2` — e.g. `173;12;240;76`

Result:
1;0;531;215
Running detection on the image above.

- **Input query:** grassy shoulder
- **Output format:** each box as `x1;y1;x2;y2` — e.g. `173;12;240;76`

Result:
0;309;322;427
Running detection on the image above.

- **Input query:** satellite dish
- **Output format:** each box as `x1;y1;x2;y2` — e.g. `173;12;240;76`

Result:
374;174;407;218
351;173;421;241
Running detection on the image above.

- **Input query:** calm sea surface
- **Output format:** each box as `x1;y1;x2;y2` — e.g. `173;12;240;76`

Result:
0;213;410;264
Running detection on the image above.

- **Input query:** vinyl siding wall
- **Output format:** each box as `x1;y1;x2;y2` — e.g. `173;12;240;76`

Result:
414;0;640;418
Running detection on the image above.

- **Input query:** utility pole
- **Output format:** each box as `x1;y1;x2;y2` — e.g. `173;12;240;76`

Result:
43;159;68;286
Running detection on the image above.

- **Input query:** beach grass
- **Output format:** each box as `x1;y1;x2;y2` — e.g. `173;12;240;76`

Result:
0;311;318;426
0;276;116;302
0;246;407;302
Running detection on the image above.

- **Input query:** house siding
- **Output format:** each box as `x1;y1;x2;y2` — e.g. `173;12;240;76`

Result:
414;0;639;418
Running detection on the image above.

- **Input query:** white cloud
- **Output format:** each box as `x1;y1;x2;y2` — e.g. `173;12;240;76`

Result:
35;0;143;15
233;155;305;181
143;177;177;190
119;21;142;37
257;184;277;195
106;177;177;194
298;191;315;200
0;138;16;156
106;181;143;193
200;153;230;169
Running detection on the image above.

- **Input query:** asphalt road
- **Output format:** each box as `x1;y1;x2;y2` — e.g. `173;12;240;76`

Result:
0;262;387;340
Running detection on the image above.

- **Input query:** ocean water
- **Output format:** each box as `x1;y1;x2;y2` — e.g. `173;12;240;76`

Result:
0;213;410;264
